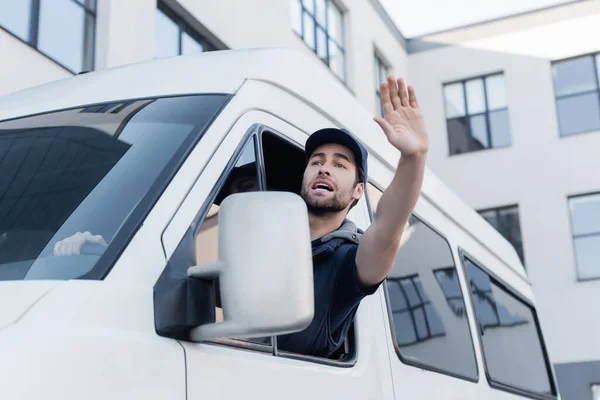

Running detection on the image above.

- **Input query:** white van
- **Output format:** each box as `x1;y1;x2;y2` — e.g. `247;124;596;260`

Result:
0;48;559;400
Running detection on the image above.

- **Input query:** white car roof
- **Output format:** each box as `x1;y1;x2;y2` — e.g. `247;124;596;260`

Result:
0;48;526;279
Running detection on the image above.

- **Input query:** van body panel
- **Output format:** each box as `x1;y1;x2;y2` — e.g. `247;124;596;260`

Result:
0;281;186;399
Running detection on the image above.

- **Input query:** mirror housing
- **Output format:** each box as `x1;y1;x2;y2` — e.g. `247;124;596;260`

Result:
187;191;314;341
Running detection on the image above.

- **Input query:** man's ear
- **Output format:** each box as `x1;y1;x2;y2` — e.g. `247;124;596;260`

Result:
353;182;365;200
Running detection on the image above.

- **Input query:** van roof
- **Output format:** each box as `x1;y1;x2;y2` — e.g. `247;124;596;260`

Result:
0;48;526;280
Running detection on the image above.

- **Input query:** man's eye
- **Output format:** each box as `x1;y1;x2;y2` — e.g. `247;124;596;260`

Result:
336;163;346;168
313;161;323;166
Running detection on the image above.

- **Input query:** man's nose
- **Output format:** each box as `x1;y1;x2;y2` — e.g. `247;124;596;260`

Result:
318;164;331;176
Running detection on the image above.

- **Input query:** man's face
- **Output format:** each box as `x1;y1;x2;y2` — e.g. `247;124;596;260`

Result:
301;143;364;215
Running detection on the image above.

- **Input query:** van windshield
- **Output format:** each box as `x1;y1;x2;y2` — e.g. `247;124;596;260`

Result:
0;94;228;281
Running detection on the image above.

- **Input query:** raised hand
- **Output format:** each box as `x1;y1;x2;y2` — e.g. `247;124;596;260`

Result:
374;76;429;158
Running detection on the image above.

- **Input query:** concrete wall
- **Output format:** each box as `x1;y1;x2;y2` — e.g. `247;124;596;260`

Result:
407;11;600;368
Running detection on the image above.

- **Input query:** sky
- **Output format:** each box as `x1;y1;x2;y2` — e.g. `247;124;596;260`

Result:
379;0;578;38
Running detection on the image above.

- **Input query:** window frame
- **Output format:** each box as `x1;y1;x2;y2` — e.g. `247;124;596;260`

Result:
374;51;389;118
458;248;558;400
443;71;510;156
292;0;346;82
551;52;600;138
477;204;525;267
0;0;96;73
567;191;600;282
365;181;480;383
177;123;360;368
156;1;217;58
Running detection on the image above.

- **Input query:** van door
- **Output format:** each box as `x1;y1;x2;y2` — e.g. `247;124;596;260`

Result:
160;87;394;399
364;174;485;399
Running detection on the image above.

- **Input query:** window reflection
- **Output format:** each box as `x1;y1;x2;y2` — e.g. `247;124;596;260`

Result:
464;257;554;395
388;276;445;346
366;181;477;379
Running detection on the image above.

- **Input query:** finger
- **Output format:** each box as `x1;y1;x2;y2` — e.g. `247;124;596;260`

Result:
408;85;419;109
57;242;65;257
397;78;409;107
387;76;402;110
379;83;394;117
89;235;108;247
373;116;394;140
54;242;60;256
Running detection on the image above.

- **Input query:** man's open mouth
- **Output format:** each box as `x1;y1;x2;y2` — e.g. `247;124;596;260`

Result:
312;181;333;192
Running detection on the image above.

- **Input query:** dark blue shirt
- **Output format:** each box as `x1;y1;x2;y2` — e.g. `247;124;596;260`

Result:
277;236;381;358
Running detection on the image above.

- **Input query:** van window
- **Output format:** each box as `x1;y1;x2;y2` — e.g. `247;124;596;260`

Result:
188;135;270;347
169;128;357;363
0;94;228;281
463;256;556;397
366;183;478;380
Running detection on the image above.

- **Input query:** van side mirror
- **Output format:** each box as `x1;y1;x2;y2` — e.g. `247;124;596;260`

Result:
187;191;314;341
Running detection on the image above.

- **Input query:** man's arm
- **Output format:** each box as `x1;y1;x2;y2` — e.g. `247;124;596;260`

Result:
356;75;429;287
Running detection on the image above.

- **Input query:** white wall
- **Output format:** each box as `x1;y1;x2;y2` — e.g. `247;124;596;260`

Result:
408;23;600;365
0;29;71;97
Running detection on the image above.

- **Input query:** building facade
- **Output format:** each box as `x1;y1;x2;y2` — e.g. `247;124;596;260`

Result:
1;0;600;398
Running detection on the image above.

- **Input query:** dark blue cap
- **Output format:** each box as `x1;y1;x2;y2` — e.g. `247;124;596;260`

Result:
305;128;368;185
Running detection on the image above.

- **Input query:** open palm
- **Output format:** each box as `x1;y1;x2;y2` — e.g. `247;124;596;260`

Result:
374;76;429;158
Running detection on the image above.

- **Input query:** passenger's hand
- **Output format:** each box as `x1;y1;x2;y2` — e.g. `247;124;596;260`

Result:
374;75;429;158
53;231;107;256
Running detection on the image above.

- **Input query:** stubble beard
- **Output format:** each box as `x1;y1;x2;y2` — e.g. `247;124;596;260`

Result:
300;183;353;216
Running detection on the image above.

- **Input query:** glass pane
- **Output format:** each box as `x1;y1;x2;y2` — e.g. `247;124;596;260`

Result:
465;259;554;396
470;114;489;150
0;0;31;40
302;11;315;50
327;1;343;44
366;183;383;219
315;0;326;27
155;8;180;58
489;109;511;148
387;217;477;379
444;83;466;118
485;74;507;110
302;0;314;14
569;194;600;236
393;311;417;345
291;0;302;35
316;26;327;61
553;56;598;97
329;41;345;81
38;0;85;72
557;92;600;136
0;95;228;281
414;307;428;339
182;32;204;55
400;279;420;307
447;117;470;155
425;303;445;336
466;79;486;114
574;236;600;280
479;209;500;231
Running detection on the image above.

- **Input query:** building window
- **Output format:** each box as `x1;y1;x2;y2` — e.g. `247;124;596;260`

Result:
155;4;215;59
444;73;511;155
292;0;345;81
478;205;525;266
374;54;389;117
568;193;600;280
0;0;96;73
552;54;600;137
